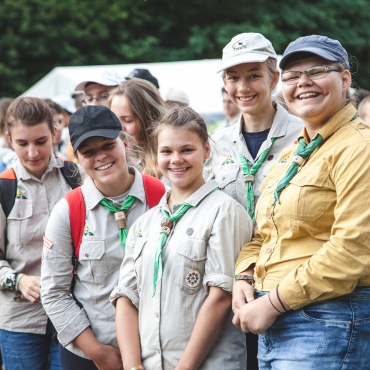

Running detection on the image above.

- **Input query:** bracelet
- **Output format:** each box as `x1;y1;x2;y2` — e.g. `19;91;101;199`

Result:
276;285;288;313
129;366;144;370
235;274;254;286
268;291;283;314
15;273;24;292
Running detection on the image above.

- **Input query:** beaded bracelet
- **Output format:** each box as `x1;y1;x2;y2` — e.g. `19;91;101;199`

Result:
15;273;24;292
129;365;144;370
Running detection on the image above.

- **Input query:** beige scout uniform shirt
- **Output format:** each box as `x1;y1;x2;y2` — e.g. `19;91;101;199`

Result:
110;180;253;370
205;102;302;220
41;167;149;358
0;155;81;334
235;104;370;310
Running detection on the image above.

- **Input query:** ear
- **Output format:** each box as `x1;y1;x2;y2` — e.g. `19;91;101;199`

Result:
5;132;13;148
222;74;228;92
341;70;351;93
271;70;280;89
124;139;130;155
204;141;211;160
52;127;57;143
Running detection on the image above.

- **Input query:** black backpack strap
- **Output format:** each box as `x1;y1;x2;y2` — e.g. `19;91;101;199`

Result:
60;161;82;190
0;170;17;218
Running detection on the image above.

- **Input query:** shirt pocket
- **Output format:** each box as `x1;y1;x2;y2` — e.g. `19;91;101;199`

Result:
175;238;207;295
214;165;240;200
78;240;107;284
7;201;34;246
287;166;329;222
133;238;146;290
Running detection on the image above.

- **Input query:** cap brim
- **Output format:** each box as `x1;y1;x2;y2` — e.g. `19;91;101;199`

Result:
279;48;338;70
216;53;273;73
74;79;119;91
73;128;120;153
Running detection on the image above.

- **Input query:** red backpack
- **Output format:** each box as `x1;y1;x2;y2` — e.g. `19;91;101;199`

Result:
64;174;165;259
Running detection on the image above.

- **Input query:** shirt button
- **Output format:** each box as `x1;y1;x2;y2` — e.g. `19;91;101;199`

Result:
358;125;365;129
186;228;194;236
222;177;225;181
85;253;89;258
268;155;274;161
17;213;21;218
257;277;262;283
266;213;272;219
44;211;48;215
157;350;161;354
192;254;197;260
156;313;159;318
266;247;272;253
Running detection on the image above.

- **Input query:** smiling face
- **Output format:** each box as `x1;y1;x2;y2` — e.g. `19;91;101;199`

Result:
157;125;210;193
76;136;130;194
7;121;54;179
223;62;279;116
110;95;140;141
282;56;351;128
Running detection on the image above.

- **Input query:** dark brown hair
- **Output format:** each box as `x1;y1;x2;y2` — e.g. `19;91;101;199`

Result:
43;99;64;115
6;97;54;134
152;106;210;151
0;98;14;135
108;79;167;178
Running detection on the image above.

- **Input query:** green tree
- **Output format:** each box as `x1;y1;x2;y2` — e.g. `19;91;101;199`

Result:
0;0;369;97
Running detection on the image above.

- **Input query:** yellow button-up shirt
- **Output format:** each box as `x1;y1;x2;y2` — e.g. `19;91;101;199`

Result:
235;103;370;310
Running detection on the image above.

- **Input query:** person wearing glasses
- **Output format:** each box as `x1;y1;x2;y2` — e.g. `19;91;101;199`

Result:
233;35;370;369
74;70;125;107
205;33;302;369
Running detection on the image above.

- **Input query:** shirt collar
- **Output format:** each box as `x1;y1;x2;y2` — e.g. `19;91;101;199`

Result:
83;166;146;211
298;103;358;143
159;180;219;214
15;155;63;181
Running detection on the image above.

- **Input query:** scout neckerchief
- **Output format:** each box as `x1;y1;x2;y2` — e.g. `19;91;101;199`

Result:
152;188;218;297
238;137;276;222
100;196;136;253
272;112;359;205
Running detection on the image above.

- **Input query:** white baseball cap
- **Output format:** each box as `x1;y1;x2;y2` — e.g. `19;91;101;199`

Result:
74;70;125;91
162;87;190;105
52;95;76;114
217;33;277;73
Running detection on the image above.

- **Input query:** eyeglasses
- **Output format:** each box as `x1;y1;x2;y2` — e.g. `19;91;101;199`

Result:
281;65;340;85
82;94;109;106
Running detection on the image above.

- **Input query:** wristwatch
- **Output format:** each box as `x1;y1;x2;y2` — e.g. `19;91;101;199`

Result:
235;274;254;286
6;273;18;291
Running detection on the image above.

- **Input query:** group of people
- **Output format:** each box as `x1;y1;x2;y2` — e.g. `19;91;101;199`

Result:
0;30;370;370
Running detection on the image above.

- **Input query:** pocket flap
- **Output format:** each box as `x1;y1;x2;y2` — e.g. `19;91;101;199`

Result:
133;239;146;262
79;240;105;260
215;165;239;189
177;238;207;261
290;165;329;187
7;201;33;220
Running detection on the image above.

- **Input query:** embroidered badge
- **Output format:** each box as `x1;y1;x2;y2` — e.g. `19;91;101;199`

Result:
185;270;201;288
82;224;98;240
15;189;27;200
221;154;235;166
43;236;53;250
137;229;143;238
277;155;290;167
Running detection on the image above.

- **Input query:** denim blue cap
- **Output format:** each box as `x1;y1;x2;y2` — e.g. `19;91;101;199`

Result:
279;35;349;71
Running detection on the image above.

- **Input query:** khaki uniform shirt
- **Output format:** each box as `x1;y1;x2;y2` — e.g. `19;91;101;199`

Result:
41;167;149;358
0;156;82;334
236;104;370;310
205;102;302;222
110;181;252;370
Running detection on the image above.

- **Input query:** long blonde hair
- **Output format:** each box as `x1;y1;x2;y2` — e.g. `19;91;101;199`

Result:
108;79;167;178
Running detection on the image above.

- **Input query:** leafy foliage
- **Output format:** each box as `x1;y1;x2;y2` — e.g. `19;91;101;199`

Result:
0;0;369;97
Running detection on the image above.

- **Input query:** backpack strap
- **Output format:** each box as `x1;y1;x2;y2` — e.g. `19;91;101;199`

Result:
60;160;81;190
64;187;85;259
0;168;17;218
142;174;166;209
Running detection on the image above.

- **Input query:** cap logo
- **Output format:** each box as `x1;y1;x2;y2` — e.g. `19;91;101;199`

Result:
232;39;248;51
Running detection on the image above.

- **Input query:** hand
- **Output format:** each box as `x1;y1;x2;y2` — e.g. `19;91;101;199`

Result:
18;275;41;303
91;344;123;370
232;280;255;314
232;294;280;334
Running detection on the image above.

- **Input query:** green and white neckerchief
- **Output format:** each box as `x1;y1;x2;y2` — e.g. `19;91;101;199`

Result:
271;112;359;205
99;195;136;253
152;188;218;297
238;138;276;222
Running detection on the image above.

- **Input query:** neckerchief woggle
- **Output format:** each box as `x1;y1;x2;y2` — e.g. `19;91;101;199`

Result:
152;188;218;297
238;137;276;222
100;195;136;253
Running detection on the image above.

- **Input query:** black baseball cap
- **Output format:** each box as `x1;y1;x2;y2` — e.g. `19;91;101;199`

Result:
68;105;121;153
279;35;349;71
126;68;159;89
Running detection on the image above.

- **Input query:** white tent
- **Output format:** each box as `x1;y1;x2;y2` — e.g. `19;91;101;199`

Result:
20;59;225;116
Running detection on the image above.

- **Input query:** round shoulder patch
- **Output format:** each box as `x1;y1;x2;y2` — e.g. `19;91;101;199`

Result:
185;270;201;288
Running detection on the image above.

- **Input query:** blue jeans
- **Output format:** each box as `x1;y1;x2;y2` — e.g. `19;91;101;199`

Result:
256;287;370;370
0;320;61;370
